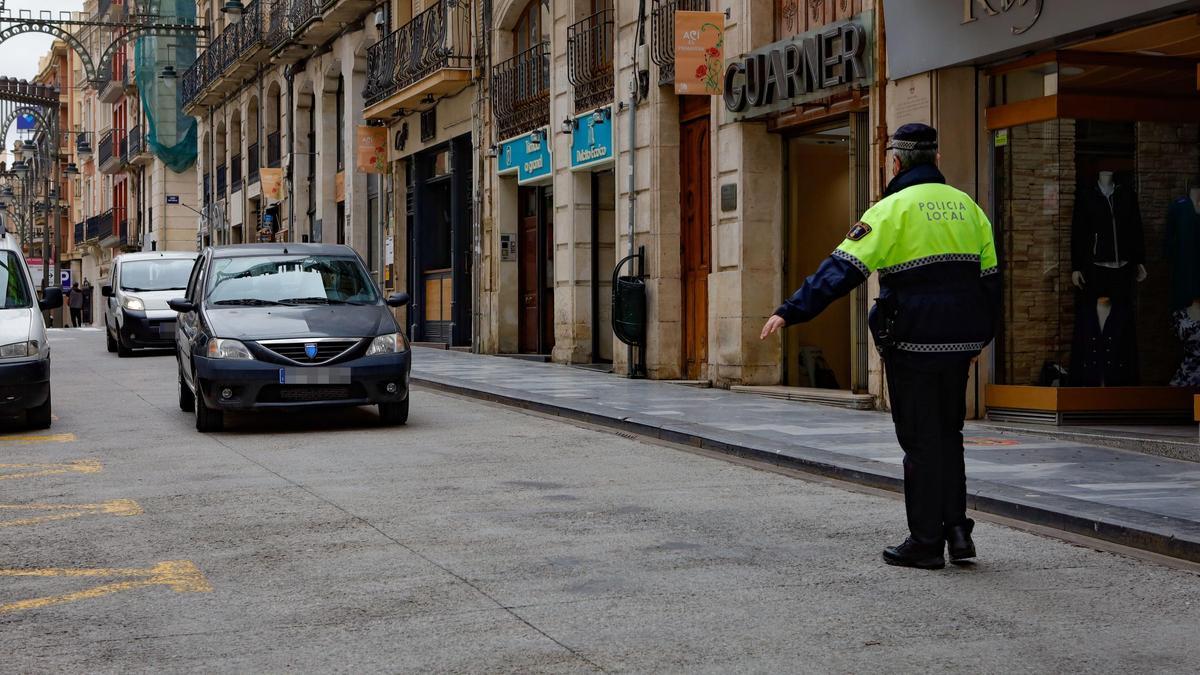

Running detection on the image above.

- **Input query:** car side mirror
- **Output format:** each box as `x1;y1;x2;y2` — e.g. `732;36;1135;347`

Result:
38;286;63;311
386;293;411;308
101;284;114;297
168;298;196;313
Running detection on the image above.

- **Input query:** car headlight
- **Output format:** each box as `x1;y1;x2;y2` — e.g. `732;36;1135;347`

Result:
367;332;406;356
0;341;37;359
206;338;254;360
121;295;145;311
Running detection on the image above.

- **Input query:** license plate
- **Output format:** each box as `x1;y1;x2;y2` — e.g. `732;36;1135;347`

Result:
279;367;352;385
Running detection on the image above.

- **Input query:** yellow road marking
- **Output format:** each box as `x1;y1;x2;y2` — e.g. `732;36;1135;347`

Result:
0;561;212;614
0;460;101;481
0;433;77;445
0;499;143;528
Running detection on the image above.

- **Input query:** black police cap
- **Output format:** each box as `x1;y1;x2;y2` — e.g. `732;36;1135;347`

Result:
888;123;938;151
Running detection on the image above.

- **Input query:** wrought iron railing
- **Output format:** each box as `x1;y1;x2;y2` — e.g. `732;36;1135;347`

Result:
74;220;84;245
231;154;243;193
289;0;319;35
364;0;473;108
181;0;265;107
248;142;260;182
118;132;128;164
491;41;550;141
95;209;114;241
97;129;116;167
203;173;212;205
267;0;290;49
216;164;227;198
266;131;281;167
567;9;615;113
651;0;709;86
126;126;143;159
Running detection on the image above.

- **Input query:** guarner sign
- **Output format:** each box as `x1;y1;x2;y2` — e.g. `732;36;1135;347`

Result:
723;12;874;119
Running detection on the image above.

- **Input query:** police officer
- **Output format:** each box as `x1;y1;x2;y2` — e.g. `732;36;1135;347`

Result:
761;123;1001;570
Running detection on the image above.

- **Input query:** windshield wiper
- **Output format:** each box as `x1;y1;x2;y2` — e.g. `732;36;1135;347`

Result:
211;298;283;306
277;297;364;306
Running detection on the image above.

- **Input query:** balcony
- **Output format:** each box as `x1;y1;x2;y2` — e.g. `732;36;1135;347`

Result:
248;143;260;183
123;62;137;95
267;131;281;167
216;164;227;200
651;0;709;86
492;42;551;142
94;209;114;244
98;71;124;103
181;0;270;113
73;220;84;246
567;8;615;113
98;129;122;174
124;126;153;167
98;208;121;248
231;154;243;194
363;0;473;120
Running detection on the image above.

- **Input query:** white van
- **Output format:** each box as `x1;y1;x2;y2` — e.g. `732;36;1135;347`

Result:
0;223;63;428
102;251;198;356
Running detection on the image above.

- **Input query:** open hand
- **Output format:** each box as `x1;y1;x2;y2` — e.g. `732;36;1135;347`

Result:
760;315;786;340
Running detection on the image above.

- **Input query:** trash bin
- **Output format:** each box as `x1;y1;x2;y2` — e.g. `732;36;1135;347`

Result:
613;274;646;347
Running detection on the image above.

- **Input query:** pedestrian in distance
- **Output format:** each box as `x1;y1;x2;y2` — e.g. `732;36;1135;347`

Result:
761;123;1001;570
68;281;84;328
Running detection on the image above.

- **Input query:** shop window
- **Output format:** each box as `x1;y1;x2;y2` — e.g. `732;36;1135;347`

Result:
992;119;1200;389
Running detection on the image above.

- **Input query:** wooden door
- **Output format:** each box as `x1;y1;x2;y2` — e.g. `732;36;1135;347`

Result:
518;187;541;353
680;98;711;380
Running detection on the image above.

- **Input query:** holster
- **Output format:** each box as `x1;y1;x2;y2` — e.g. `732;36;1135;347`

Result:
873;294;900;355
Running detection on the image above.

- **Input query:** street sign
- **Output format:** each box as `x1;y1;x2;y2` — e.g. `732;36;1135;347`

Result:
60;270;71;290
166;195;180;205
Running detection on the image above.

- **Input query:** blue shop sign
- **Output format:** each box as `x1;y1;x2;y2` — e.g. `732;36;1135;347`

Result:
570;106;614;172
497;127;553;185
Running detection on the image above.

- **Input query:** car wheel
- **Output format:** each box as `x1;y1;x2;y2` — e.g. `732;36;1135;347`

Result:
117;334;132;358
194;378;224;432
379;397;408;426
27;388;51;430
106;329;117;353
178;365;195;412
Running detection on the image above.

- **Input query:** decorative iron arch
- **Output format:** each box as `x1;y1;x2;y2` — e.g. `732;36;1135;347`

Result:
0;105;51;152
0;19;98;82
94;21;206;84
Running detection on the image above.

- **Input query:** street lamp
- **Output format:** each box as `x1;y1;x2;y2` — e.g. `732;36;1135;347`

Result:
159;64;178;80
11;160;28;177
64;162;79;176
221;0;245;22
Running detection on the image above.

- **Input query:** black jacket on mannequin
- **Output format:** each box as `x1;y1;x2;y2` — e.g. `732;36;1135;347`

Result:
1071;297;1138;386
1071;182;1145;271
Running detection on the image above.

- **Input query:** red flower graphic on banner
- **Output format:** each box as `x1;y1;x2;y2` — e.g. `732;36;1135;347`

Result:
707;47;719;58
696;64;707;78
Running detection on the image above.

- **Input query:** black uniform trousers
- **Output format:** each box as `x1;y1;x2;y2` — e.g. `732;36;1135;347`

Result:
884;354;972;547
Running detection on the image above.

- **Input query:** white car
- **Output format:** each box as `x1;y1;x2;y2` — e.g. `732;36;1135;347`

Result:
103;251;198;356
0;223;62;428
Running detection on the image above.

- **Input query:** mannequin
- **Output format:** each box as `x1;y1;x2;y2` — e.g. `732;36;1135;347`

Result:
1165;177;1200;311
1070;170;1145;386
1170;297;1200;387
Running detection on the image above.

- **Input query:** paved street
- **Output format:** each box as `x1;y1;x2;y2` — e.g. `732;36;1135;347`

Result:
0;330;1198;672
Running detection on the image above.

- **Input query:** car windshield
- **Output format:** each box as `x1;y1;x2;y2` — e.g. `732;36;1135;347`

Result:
0;251;32;309
206;255;380;305
120;258;195;292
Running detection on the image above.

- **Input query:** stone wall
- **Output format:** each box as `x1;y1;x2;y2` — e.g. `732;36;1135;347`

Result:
998;119;1075;385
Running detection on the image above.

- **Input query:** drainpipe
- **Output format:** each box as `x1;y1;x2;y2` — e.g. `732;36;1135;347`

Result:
625;0;649;374
285;64;295;243
471;1;485;353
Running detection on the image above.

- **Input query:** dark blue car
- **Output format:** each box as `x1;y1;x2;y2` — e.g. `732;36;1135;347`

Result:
170;244;411;432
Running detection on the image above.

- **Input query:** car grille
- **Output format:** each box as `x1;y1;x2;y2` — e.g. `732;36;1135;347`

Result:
257;383;366;403
256;339;361;365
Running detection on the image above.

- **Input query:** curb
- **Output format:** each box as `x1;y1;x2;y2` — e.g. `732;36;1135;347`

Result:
414;373;1200;565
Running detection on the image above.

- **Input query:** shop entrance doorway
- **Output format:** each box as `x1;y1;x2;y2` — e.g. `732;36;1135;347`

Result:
518;185;554;354
680;96;711;380
782;119;870;394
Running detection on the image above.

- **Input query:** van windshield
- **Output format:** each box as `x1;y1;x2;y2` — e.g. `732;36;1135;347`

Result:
120;258;195;292
0;251;33;309
206;255;380;306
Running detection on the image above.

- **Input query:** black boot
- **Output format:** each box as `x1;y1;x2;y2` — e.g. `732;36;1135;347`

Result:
945;519;976;561
882;537;945;569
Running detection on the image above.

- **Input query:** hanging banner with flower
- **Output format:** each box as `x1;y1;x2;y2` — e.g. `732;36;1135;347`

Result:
355;125;389;174
675;11;725;96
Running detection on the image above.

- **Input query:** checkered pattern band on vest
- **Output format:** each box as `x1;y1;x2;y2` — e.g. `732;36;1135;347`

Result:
878;253;981;276
895;341;987;353
981;266;999;277
832;248;870;277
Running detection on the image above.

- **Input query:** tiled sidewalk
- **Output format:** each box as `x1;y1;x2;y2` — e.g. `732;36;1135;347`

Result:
411;348;1200;562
